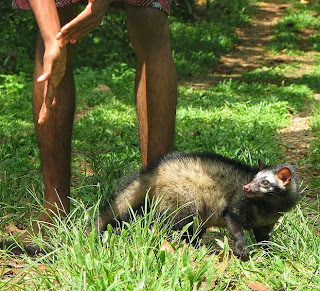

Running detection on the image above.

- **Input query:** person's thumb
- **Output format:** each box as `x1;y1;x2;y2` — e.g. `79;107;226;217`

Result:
37;70;51;83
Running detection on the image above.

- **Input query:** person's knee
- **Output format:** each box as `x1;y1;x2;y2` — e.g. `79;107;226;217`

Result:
126;6;171;54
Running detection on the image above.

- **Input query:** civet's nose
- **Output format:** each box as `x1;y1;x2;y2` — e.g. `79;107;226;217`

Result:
243;184;251;192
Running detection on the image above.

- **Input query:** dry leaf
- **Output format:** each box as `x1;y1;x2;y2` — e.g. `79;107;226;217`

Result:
160;240;174;254
247;281;271;291
37;264;47;272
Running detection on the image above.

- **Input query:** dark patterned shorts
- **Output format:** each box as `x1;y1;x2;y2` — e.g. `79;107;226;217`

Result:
12;0;172;15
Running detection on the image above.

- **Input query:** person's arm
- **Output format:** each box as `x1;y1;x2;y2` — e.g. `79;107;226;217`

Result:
56;0;112;44
29;0;67;124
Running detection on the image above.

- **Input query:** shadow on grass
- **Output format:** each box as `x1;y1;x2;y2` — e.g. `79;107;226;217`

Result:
242;70;320;94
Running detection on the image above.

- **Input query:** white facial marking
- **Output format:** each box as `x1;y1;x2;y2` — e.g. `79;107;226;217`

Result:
254;171;277;184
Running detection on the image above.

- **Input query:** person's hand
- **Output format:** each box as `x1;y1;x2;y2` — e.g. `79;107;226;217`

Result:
56;0;111;44
37;40;67;124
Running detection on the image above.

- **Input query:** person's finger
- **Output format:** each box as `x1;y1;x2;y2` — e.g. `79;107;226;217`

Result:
40;62;54;108
57;2;103;42
37;71;50;83
59;8;91;38
62;38;70;46
38;102;48;125
60;24;93;45
38;78;50;124
56;31;63;40
45;82;56;108
55;33;69;47
67;28;93;44
37;53;53;84
38;96;57;125
38;83;56;125
60;18;97;43
52;97;57;107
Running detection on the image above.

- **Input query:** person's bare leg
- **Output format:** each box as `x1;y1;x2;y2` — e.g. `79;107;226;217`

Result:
33;5;78;226
126;6;177;167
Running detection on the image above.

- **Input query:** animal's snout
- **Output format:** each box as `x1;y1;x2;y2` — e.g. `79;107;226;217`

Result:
243;184;251;192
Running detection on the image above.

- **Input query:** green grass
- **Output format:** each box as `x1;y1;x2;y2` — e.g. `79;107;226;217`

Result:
1;0;320;289
1;196;319;290
267;1;320;53
254;0;320;188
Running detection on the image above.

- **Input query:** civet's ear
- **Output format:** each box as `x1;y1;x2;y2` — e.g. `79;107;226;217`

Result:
258;159;266;171
277;167;292;186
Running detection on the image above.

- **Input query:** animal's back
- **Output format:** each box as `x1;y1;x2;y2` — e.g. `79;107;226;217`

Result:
97;152;257;231
149;153;256;225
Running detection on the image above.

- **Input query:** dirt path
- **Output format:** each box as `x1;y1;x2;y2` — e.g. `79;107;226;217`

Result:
181;1;290;86
212;1;289;78
187;1;318;185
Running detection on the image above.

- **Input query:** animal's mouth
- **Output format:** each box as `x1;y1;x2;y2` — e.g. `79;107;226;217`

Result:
246;192;255;198
243;184;259;198
245;192;264;198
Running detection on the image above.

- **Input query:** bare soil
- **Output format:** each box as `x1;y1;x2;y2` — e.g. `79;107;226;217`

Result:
183;0;319;185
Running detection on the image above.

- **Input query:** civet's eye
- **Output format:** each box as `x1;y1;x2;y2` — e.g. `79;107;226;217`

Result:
261;180;270;186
